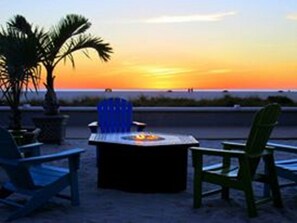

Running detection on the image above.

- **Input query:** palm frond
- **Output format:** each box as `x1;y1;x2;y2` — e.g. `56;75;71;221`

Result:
6;14;52;66
48;14;91;58
0;15;43;128
54;34;113;67
0;25;41;98
7;15;33;35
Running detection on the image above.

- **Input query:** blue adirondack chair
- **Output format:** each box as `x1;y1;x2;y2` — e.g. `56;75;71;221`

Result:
88;98;146;133
0;127;85;221
266;142;297;189
190;104;283;217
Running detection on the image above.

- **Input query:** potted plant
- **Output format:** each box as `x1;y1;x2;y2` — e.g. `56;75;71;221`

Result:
0;17;42;145
10;14;113;143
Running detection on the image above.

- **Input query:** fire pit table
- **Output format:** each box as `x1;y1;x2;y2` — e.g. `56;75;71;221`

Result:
88;132;199;193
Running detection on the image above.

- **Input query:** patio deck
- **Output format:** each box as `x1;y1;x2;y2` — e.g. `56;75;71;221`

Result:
1;124;297;222
0;137;297;222
66;125;297;140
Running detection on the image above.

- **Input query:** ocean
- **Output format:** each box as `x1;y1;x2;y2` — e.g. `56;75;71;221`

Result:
19;89;297;102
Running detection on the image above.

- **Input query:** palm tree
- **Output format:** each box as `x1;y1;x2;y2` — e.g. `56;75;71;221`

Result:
10;14;113;115
0;21;41;130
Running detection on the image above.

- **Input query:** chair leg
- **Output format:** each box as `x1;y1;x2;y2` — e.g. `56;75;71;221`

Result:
264;155;283;208
240;159;257;217
69;170;80;206
193;166;202;208
270;182;283;208
244;182;257;218
221;186;229;200
192;151;203;209
263;159;271;198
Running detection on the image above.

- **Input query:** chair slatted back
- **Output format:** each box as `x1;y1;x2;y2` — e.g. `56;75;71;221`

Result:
0;127;35;189
97;98;133;133
242;104;281;176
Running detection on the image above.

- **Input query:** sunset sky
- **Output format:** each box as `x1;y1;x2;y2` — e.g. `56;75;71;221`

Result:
0;0;297;90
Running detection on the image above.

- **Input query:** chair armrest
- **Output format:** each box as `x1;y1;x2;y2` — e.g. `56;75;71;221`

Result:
88;120;146;133
18;142;43;157
222;141;246;150
267;142;297;154
19;148;85;166
18;142;43;152
190;146;246;158
132;121;146;132
18;142;43;150
88;121;98;133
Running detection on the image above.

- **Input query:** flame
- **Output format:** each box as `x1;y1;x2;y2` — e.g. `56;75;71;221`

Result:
135;134;146;140
134;133;159;141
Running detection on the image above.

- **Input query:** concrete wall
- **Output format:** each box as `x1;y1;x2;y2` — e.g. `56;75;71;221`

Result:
1;106;296;128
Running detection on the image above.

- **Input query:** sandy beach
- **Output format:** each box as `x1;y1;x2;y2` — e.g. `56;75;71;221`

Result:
1;139;297;223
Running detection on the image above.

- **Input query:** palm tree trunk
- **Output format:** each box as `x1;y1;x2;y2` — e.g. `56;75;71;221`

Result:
9;105;21;130
43;68;59;115
8;85;22;130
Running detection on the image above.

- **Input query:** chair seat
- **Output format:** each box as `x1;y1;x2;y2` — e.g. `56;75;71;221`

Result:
276;160;297;171
266;143;297;186
204;163;239;178
3;165;70;194
30;165;69;187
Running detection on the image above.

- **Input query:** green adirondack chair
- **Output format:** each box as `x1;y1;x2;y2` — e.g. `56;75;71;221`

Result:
190;103;283;217
0;127;85;221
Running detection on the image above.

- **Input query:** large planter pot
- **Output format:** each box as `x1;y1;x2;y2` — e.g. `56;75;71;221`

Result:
9;128;41;145
33;115;69;144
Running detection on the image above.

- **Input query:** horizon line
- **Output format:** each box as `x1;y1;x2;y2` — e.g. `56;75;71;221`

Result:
36;88;297;92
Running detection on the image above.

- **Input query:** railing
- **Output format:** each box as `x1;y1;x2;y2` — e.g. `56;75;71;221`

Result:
1;106;297;128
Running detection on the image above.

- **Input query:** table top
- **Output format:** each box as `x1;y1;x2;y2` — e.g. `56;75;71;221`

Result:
88;132;199;147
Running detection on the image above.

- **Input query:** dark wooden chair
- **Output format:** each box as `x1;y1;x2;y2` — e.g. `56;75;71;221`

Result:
0;127;85;221
190;104;283;217
88;98;146;133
